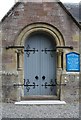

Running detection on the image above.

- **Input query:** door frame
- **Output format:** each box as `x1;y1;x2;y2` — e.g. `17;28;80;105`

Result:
15;23;65;100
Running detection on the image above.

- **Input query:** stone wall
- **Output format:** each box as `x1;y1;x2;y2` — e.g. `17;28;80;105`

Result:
1;2;80;118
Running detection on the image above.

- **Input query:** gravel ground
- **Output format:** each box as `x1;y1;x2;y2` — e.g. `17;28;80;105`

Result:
0;103;2;120
1;103;79;118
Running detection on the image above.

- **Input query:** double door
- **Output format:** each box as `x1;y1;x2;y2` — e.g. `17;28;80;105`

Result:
24;33;56;96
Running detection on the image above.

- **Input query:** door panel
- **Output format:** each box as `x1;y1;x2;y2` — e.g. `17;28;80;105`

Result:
24;33;56;96
24;35;41;95
40;35;56;95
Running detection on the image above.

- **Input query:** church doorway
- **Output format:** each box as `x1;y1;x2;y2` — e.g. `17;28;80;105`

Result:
24;32;57;96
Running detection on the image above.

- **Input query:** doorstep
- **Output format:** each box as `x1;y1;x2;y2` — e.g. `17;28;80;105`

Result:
15;100;66;105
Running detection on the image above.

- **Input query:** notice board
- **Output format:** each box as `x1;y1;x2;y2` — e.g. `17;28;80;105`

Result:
66;52;80;72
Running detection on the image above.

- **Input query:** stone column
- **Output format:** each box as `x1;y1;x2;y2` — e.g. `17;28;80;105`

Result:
15;49;23;70
57;49;63;69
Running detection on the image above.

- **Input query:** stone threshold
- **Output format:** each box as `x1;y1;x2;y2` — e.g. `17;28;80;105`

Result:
15;100;66;105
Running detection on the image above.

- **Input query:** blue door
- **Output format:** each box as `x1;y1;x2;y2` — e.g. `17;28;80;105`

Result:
24;33;56;96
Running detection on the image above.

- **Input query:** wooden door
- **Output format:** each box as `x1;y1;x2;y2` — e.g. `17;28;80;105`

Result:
24;33;56;96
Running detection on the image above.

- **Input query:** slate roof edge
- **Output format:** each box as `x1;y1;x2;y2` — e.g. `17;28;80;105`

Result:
0;1;81;30
58;2;81;29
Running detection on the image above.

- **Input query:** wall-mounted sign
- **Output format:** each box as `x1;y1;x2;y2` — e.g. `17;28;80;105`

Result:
66;52;80;72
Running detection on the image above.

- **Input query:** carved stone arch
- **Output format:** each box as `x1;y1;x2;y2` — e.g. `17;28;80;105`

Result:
15;23;65;47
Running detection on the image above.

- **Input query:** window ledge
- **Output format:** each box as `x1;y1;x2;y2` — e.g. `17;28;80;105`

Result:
15;100;66;105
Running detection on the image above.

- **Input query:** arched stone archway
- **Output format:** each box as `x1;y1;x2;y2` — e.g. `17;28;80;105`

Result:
15;23;65;100
15;23;65;46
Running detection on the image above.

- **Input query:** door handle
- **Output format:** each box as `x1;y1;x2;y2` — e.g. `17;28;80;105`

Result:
35;76;39;80
42;76;45;80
